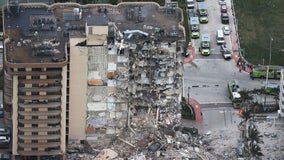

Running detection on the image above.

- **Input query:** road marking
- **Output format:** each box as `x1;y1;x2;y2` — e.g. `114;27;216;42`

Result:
190;84;220;88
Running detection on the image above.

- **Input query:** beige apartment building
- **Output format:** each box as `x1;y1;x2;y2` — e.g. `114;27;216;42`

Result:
2;1;184;159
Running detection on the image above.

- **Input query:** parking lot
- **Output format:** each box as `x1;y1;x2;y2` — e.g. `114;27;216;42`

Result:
0;91;11;155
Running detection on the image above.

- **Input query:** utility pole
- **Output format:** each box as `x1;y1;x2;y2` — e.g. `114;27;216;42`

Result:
264;37;273;108
265;37;273;88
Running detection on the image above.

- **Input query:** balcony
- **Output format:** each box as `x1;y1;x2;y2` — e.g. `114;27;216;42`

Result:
7;70;63;76
18;134;61;140
18;86;62;92
18;102;61;109
18;142;61;148
18;150;62;156
18;126;61;132
3;94;12;105
4;86;13;95
4;70;13;80
18;78;62;85
4;77;12;87
18;118;61;124
18;110;61;116
18;95;61;101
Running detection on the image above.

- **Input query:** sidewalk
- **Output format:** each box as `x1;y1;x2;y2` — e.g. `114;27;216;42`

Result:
230;32;253;74
183;46;195;64
187;97;203;123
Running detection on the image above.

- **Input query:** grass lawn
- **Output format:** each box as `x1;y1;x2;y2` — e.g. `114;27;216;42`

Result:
234;0;284;66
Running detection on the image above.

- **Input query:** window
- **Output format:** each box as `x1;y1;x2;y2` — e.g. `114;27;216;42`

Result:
88;27;93;34
32;68;42;71
32;116;38;119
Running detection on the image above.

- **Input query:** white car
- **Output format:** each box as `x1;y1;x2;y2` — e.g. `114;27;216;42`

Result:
222;25;231;35
187;0;194;9
219;0;226;5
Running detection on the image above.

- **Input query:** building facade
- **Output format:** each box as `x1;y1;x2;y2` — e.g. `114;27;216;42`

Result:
278;69;284;117
3;1;184;159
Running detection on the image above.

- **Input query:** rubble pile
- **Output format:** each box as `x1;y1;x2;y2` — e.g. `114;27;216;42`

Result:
67;125;220;160
67;38;221;159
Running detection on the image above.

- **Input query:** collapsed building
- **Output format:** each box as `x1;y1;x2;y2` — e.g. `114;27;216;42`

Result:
0;1;210;159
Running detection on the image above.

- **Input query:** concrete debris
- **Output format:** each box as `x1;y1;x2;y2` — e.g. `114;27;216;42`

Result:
94;149;118;160
68;23;219;159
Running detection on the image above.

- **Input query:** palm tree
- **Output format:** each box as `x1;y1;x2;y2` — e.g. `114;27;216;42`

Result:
239;89;253;107
247;125;264;159
248;126;263;144
248;142;263;160
238;108;252;139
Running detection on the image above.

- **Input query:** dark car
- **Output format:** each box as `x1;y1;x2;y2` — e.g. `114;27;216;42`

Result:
221;13;229;24
0;128;11;137
220;4;227;13
0;153;11;160
0;110;3;118
0;136;10;149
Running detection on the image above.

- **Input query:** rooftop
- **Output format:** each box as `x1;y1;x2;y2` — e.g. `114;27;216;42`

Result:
3;2;184;65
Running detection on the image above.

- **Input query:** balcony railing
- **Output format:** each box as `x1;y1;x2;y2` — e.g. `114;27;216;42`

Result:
18;110;61;116
3;94;12;104
18;86;62;92
18;118;61;124
18;142;61;148
18;102;61;109
18;134;61;140
18;126;61;132
18;95;61;101
17;150;62;156
7;70;63;76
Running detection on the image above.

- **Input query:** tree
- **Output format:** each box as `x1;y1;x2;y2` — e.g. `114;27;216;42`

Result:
238;108;252;139
247;126;264;159
239;89;253;107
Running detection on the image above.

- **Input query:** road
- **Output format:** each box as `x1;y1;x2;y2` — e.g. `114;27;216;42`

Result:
183;0;265;105
182;106;240;133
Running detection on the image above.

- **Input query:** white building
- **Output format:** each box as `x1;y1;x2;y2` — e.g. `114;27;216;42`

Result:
278;69;284;117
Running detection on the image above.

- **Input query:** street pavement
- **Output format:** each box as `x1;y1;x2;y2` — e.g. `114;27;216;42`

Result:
182;0;259;124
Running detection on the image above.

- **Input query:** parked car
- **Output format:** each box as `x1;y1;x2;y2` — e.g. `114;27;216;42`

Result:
220;43;232;60
0;32;3;40
0;128;11;137
0;153;11;160
219;0;226;5
222;50;232;60
220;4;227;13
221;13;229;24
187;0;195;9
222;25;231;35
0;110;3;118
0;136;10;149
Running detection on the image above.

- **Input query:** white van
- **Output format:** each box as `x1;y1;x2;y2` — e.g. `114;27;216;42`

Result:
216;30;225;45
